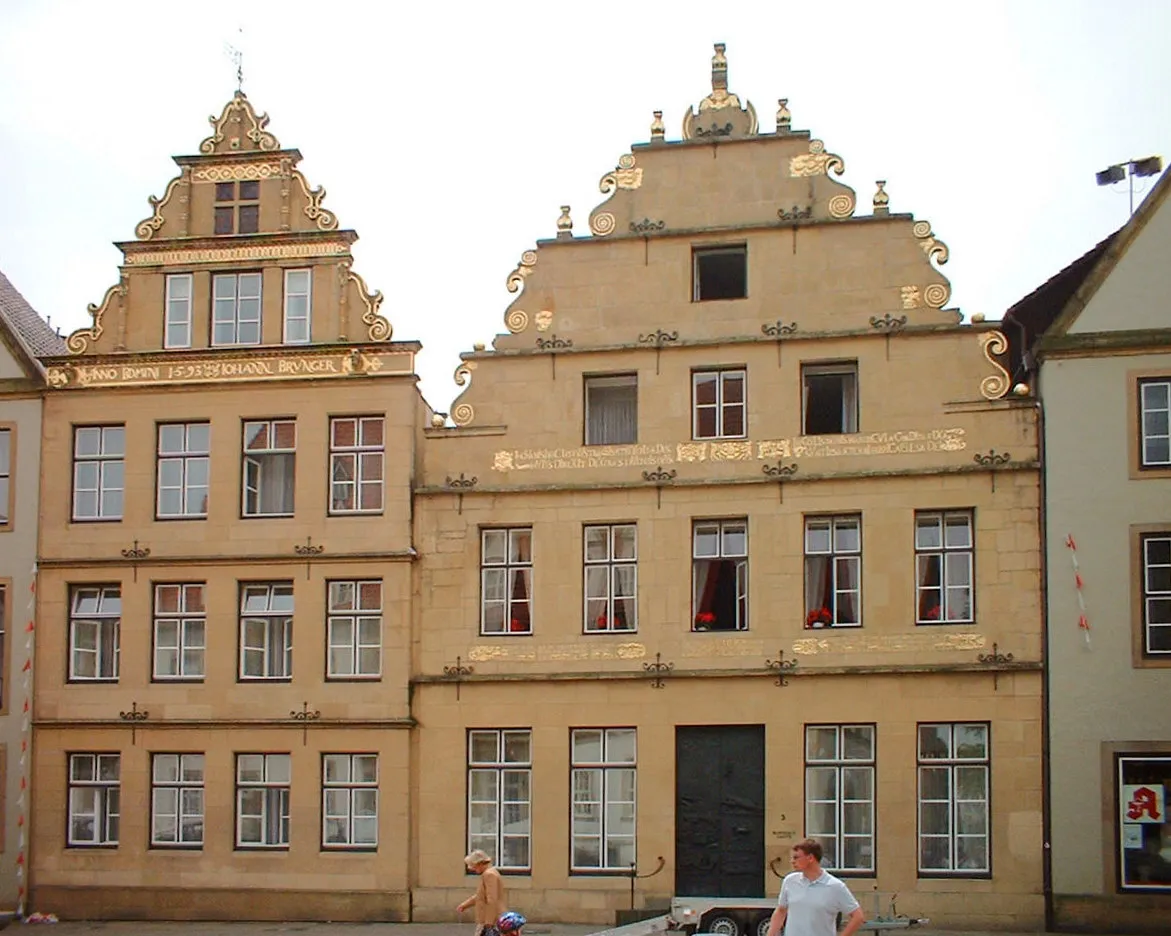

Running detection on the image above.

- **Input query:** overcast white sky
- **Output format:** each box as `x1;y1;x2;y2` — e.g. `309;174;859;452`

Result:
2;0;1168;409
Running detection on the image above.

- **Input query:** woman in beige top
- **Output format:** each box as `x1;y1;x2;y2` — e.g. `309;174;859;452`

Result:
457;849;507;936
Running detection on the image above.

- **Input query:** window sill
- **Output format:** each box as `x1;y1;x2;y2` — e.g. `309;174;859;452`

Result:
67;677;119;684
149;843;204;851
915;620;975;627
241;513;296;520
585;628;638;635
327;675;383;682
917;870;992;880
155;514;209;522
66;843;119;849
692;434;748;442
152;677;205;683
480;631;533;637
237;677;294;683
321;845;379;853
327;510;386;518
70;516;123;524
234;845;290;852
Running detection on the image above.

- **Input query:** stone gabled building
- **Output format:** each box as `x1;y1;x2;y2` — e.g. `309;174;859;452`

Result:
411;45;1045;930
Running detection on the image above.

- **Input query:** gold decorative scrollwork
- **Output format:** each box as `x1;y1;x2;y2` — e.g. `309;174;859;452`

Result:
924;283;950;308
66;283;120;354
506;250;538;294
599;154;643;194
135;175;184;240
979;331;1011;400
343;262;391;341
901;286;921;309
505;309;530;334
535;310;553;331
913;220;950;267
454;360;477;386
828;193;855;219
193;162;283;182
293;170;338;231
199;91;280;154
590;212;617;236
790;139;846;177
452;402;475;426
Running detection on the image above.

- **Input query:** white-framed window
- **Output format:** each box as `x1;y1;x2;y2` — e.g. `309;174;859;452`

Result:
692;369;746;440
327;580;382;679
72;425;125;521
584;524;637;632
1139;379;1171;468
151;752;204;847
802;363;858;435
1117;755;1171;890
329;416;384;514
157;422;210;518
164;273;193;349
212;272;262;346
242;419;295;517
805;724;875;873
0;426;11;527
323;753;379;849
236;753;290;848
1141;533;1171;656
692;519;748;631
283;269;312;344
571;727;636;871
915;511;974;623
239;582;293;680
481;528;533;635
68;753;120;846
69;585;120;681
153;583;206;680
468;730;532;871
918;723;989;874
804;516;862;628
585;375;638;445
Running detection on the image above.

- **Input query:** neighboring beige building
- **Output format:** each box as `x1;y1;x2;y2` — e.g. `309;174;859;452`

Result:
30;93;423;920
1004;167;1171;935
411;46;1045;931
0;270;65;913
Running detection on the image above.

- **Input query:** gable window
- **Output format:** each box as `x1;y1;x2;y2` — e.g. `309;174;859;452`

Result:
157;422;210;519
805;724;876;873
323;753;379;849
164;274;193;349
571;728;636;871
242;419;295;517
585;375;638;445
803;363;858;435
73;425;124;521
0;426;10;528
915;511;974;623
239;582;293;680
692;519;748;631
212;272;262;346
1118;755;1171;890
805;516;862;628
693;245;747;301
1141;533;1171;656
69;585;120;681
1139;379;1171;468
481;528;533;635
68;753;120;847
693;369;746;439
151;753;204;847
236;752;290;849
283;269;312;344
153;583;206;680
214;180;260;236
329;417;384;514
468;730;532;871
918;723;989;874
584;524;637;632
327;580;382;679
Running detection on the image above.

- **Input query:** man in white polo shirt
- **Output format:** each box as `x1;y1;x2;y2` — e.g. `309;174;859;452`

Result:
764;838;865;936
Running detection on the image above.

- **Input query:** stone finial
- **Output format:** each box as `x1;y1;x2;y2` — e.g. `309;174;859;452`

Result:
650;110;666;142
776;98;791;133
971;312;987;323
473;342;486;352
430;413;446;428
556;205;573;240
873;180;890;215
683;42;758;139
711;43;728;95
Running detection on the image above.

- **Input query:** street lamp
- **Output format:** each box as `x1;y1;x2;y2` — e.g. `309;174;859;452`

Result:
1096;156;1163;217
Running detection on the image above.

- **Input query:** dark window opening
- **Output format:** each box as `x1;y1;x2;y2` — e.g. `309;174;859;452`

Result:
692;520;748;631
694;247;747;301
803;365;858;435
215;182;235;202
239;205;260;235
214;207;234;235
239;180;260;201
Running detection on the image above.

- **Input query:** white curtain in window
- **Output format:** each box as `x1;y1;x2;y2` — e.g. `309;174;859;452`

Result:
587;379;637;444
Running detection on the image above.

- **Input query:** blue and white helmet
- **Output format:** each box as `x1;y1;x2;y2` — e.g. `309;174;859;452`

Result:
497;911;526;933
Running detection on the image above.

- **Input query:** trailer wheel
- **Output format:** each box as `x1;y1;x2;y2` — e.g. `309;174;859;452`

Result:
703;914;741;936
754;913;773;936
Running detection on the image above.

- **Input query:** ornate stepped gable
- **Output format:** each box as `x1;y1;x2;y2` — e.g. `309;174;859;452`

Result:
59;91;392;365
446;44;1007;428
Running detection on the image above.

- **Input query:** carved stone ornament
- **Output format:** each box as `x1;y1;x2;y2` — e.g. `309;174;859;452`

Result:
873;180;890;215
789;139;846;178
339;259;391;341
979;331;1012;400
504;249;539;333
135;173;186;240
682;43;758;140
199;91;280;155
589;154;643;237
913;220;950;268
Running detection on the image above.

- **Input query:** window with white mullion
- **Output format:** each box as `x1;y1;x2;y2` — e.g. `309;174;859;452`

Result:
692;369;746;440
153;583;206;680
322;753;379;848
467;729;532;870
164;273;193;349
212;272;262;346
72;425;125;521
481;528;533;635
68;753;120;846
236;753;291;848
283;269;312;344
1139;379;1171;468
584;524;637;632
242;419;296;517
804;724;875;873
151;753;204;847
327;580;382;678
571;728;636;871
239;583;294;680
917;722;989;874
804;516;861;628
692;519;749;631
69;585;121;681
329;417;384;514
915;511;974;623
157;422;210;518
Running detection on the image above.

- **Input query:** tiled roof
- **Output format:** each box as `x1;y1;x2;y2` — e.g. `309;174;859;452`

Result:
0;268;67;359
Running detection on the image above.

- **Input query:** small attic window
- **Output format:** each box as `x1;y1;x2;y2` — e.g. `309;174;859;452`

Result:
693;246;747;301
215;181;261;235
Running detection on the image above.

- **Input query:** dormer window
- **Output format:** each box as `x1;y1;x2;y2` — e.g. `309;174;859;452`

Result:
214;180;260;235
693;245;747;301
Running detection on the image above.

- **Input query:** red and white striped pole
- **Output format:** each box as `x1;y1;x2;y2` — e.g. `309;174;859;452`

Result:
16;564;36;918
1065;535;1091;648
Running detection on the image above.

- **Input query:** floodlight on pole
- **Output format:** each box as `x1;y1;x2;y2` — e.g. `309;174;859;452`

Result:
1095;155;1163;216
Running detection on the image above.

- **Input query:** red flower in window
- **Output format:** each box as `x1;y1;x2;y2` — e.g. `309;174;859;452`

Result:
805;607;832;629
923;605;941;621
595;615;609;629
509;617;526;632
694;611;716;628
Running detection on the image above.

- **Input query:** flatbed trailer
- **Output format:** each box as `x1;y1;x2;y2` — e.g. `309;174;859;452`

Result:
670;891;928;936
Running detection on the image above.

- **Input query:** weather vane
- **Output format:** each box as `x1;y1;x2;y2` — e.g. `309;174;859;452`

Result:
224;27;244;92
